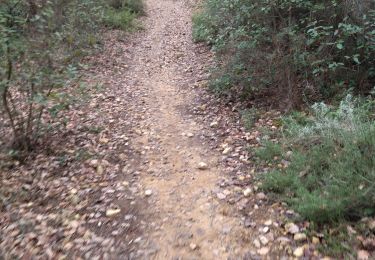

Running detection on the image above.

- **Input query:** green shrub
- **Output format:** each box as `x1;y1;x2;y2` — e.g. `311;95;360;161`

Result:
0;0;104;151
255;141;283;162
261;95;375;224
103;0;144;30
0;0;143;151
194;0;375;106
241;108;259;130
108;0;144;14
103;8;137;30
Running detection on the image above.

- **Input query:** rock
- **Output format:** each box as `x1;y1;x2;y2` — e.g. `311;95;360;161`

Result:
97;165;104;175
256;192;266;200
293;247;304;257
243;188;252;197
210;121;218;127
257;247;269;256
198;162;208;170
222;147;232;155
357;250;369;260
294;233;307;241
89;159;99;167
312;237;320;244
145;189;153;196
187;133;194;138
259;236;269;245
362;238;375;251
244;218;256;228
106;208;121;217
262;226;269;233
217;193;226;200
369;220;375;231
253;239;261;248
189;243;197;250
264;220;273;226
285;223;299;234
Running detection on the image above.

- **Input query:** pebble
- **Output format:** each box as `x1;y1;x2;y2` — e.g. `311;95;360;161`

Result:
243;188;252;197
264;220;272;226
262;226;269;233
285;223;299;234
217;193;226;200
253;239;261;248
293;247;304;257
210;121;218;127
189;243;197;250
259;236;269;245
197;162;208;170
106;208;121;217
222;147;231;155
312;237;320;244
256;192;266;200
145;190;153;196
294;233;307;241
257;247;269;255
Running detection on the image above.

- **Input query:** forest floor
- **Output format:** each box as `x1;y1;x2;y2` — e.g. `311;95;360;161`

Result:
1;0;335;259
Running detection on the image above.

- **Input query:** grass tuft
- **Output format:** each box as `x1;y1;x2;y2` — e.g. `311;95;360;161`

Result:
260;95;375;224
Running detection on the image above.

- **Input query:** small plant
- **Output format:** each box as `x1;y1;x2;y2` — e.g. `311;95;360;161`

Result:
241;108;259;130
262;95;375;224
104;0;144;30
255;141;283;162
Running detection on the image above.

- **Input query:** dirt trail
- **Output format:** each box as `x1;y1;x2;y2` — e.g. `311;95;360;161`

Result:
126;0;251;259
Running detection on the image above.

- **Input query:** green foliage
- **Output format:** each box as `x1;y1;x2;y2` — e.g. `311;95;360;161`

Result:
261;95;375;224
104;8;137;31
241;108;258;130
104;0;144;30
0;0;142;151
255;141;283;162
194;0;375;106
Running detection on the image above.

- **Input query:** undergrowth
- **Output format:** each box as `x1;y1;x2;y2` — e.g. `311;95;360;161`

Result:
193;0;375;108
104;0;144;30
260;95;375;224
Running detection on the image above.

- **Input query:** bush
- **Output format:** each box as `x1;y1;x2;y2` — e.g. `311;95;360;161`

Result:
193;0;375;107
0;0;104;151
0;0;143;152
104;0;144;30
261;95;375;224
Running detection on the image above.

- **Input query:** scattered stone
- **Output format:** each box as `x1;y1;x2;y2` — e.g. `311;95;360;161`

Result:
294;233;307;242
285;223;299;234
198;162;208;170
312;237;320;244
293;247;304;257
264;220;272;226
243;188;252;197
262;226;269;233
253;239;261;248
187;133;194;138
222;147;232;155
357;250;369;260
217;193;226;200
106;208;121;217
256;192;266;200
257;247;270;256
189;243;197;250
369;220;375;231
145;189;153;196
259;236;269;245
210;121;218;127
